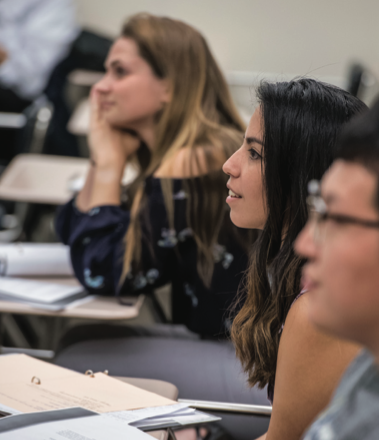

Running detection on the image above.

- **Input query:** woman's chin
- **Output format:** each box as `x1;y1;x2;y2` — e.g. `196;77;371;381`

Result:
229;212;250;229
229;209;265;230
104;115;129;130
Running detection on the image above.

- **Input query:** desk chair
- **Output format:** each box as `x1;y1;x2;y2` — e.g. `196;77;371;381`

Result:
0;275;144;358
0;95;53;157
346;63;379;105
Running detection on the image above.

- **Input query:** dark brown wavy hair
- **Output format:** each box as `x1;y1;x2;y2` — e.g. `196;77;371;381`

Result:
231;78;367;389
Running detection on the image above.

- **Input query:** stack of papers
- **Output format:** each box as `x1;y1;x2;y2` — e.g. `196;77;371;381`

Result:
106;403;220;431
0;243;84;311
0;405;220;439
0;277;88;311
0;243;74;277
0;407;152;440
0;355;220;437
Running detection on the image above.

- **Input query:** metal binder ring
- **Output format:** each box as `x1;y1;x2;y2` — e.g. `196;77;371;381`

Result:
103;370;109;375
85;370;95;377
31;376;41;385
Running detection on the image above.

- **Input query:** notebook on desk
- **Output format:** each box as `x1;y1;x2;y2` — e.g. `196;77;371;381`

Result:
0;243;73;277
0;277;89;311
0;243;90;310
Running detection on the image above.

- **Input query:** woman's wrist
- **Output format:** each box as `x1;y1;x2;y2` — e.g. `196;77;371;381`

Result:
94;165;124;184
90;153;127;172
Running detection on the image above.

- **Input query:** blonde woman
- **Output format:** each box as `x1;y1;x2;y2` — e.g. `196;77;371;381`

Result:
56;14;268;440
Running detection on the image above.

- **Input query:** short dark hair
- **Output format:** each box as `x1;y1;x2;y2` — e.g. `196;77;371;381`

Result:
335;97;379;209
335;97;379;165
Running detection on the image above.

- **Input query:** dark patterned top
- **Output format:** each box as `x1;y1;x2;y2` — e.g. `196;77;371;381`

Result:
55;176;250;337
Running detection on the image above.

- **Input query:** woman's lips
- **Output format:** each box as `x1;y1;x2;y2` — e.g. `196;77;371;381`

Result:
228;189;242;198
226;189;242;204
99;101;115;110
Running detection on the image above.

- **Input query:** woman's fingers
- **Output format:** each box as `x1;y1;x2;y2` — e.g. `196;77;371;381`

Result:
90;87;101;127
121;130;141;156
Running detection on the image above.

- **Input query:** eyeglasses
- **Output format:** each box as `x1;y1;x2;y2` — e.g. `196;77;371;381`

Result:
307;180;379;242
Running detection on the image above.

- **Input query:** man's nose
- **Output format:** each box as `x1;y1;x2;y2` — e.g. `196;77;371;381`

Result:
294;220;317;259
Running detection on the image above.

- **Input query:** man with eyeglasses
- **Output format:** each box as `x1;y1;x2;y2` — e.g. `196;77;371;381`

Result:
295;98;379;440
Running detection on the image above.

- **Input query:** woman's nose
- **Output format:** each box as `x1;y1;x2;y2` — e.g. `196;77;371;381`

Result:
93;75;112;93
223;148;241;177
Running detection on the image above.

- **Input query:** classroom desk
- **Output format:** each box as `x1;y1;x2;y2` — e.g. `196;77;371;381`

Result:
0;153;137;205
0;277;144;357
0;292;144;320
0;277;144;319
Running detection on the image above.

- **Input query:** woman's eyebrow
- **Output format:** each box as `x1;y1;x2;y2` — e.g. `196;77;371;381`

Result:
104;59;122;69
109;60;121;68
244;136;263;146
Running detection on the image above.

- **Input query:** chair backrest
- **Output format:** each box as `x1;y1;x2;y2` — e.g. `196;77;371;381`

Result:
346;63;379;105
0;96;54;242
17;95;53;155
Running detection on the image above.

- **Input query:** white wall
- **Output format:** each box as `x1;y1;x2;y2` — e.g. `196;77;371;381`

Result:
74;0;379;112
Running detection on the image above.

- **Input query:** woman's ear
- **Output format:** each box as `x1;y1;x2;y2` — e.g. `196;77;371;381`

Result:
160;79;172;104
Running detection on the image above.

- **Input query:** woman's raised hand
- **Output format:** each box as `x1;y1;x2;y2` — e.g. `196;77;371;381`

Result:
88;88;141;170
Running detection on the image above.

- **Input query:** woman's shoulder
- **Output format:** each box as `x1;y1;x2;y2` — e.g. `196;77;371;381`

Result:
153;145;226;179
278;292;360;395
268;292;360;439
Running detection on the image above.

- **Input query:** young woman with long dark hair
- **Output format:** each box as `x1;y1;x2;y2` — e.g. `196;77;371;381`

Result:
223;78;367;440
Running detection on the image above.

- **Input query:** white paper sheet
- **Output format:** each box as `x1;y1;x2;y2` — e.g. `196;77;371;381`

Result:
131;409;221;429
0;407;151;440
0;243;73;277
0;278;84;303
105;402;191;424
106;403;221;430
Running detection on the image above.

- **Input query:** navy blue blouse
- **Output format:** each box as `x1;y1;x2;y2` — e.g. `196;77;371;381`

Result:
56;176;250;337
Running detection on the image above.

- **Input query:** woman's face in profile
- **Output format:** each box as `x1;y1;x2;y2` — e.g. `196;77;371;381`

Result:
223;107;266;229
93;37;170;129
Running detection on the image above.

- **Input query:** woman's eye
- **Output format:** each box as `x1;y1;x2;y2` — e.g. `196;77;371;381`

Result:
114;66;127;77
248;148;261;160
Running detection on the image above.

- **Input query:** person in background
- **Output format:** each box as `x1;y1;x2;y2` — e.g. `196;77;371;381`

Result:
296;98;379;440
0;0;79;163
222;78;367;440
55;13;267;440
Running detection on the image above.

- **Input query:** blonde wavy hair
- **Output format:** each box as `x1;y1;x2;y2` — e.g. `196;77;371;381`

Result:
121;13;246;286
